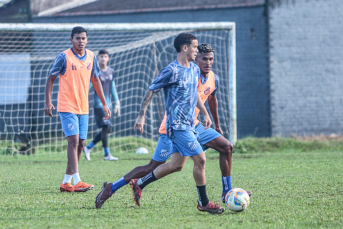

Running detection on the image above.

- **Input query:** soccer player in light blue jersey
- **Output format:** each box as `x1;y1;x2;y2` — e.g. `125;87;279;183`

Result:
95;33;225;214
84;50;120;161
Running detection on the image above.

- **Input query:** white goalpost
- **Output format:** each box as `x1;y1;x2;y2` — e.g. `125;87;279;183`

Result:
0;22;236;155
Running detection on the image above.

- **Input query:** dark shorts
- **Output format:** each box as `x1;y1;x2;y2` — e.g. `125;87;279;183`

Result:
94;108;111;128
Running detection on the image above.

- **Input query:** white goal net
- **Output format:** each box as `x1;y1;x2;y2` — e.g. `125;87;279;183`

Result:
0;23;236;156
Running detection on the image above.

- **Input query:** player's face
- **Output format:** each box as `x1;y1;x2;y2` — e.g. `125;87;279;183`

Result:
70;32;87;52
195;52;214;74
98;54;109;65
186;39;199;61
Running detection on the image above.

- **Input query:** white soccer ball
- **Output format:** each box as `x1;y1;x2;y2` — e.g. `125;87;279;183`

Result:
136;147;149;154
225;188;250;212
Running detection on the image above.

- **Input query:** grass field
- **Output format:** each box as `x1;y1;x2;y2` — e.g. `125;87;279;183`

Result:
1;138;343;228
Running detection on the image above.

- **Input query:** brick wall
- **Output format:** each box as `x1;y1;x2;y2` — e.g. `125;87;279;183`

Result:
269;0;343;136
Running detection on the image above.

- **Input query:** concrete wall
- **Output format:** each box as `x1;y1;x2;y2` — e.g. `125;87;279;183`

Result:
269;0;343;136
34;5;271;139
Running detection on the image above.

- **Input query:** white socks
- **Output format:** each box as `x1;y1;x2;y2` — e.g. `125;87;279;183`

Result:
62;174;72;184
62;173;82;185
72;173;81;185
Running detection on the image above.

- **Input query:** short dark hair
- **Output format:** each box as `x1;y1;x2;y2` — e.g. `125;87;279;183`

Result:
198;43;215;54
174;33;197;53
71;26;87;38
98;49;109;56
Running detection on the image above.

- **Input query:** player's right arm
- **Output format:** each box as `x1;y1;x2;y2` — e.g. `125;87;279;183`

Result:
44;75;57;117
134;89;156;133
134;66;174;133
44;53;66;117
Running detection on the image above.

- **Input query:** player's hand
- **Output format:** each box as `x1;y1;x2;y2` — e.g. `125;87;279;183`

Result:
103;104;111;120
215;126;223;135
44;102;55;117
134;115;145;133
202;115;212;129
114;101;121;117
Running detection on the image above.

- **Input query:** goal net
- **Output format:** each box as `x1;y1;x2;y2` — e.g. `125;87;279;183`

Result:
0;23;236;156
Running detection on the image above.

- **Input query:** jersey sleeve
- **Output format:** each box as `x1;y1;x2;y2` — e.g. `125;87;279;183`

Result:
91;56;101;78
111;80;119;101
149;66;174;92
211;74;220;96
49;53;66;77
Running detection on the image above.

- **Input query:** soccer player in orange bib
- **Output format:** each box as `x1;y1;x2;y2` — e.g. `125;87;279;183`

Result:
44;26;111;192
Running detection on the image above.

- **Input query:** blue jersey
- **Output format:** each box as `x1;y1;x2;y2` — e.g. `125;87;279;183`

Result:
90;67;119;109
49;47;101;78
149;60;200;136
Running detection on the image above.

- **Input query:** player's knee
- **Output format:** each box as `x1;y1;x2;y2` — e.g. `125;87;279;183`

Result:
78;140;85;149
68;138;79;149
103;125;111;133
195;155;206;169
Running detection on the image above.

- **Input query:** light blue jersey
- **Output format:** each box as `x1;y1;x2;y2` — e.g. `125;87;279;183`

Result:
89;67;119;109
149;60;200;137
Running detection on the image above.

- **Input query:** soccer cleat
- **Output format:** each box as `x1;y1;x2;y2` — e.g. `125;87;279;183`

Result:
129;179;142;206
104;154;118;161
60;182;74;192
95;182;113;209
197;201;225;214
84;147;91;161
222;190;252;203
73;181;94;192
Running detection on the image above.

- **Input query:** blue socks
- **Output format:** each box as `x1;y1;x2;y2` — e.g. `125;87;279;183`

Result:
104;147;110;156
222;176;232;193
87;141;95;149
111;177;128;193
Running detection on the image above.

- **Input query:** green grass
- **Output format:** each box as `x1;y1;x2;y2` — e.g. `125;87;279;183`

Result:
1;138;343;228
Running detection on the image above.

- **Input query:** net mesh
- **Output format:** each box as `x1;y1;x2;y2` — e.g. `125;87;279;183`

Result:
0;28;231;155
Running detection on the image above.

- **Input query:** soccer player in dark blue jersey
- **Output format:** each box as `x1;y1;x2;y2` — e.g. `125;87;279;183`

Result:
83;50;120;161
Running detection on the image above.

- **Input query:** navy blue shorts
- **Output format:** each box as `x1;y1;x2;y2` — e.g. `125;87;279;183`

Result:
94;108;111;128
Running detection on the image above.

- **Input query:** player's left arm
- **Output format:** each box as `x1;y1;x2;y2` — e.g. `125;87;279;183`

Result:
91;56;111;120
111;80;120;116
208;75;223;134
196;92;212;129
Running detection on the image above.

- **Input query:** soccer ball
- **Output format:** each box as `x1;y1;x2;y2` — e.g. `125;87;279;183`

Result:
136;147;149;154
225;188;250;212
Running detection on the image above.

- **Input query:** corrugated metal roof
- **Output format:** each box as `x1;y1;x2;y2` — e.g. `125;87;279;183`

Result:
35;0;265;17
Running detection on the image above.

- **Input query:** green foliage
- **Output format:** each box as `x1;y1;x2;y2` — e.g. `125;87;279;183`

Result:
233;137;343;153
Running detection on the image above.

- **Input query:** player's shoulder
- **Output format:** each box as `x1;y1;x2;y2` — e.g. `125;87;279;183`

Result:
211;71;220;82
107;67;115;72
54;52;67;62
85;49;96;57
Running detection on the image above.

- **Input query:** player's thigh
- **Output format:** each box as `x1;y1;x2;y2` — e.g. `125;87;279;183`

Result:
196;123;222;151
152;134;173;163
205;135;232;153
171;130;203;157
59;112;79;138
78;114;89;140
94;108;111;128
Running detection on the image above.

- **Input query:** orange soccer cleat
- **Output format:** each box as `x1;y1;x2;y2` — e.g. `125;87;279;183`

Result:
60;182;74;192
73;181;94;192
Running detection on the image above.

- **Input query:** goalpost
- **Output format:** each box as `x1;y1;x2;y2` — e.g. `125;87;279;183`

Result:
0;22;236;155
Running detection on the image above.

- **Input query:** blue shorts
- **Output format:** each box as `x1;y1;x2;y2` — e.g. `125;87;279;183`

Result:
59;112;89;139
94;108;111;128
170;130;203;157
151;134;173;162
195;123;222;150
